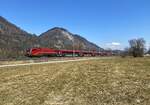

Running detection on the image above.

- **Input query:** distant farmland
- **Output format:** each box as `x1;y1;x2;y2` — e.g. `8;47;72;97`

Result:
0;57;150;105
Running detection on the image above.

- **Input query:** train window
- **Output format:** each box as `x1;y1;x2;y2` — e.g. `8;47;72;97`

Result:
32;49;37;51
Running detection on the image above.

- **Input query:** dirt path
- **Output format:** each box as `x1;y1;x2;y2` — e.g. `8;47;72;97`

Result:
0;57;111;68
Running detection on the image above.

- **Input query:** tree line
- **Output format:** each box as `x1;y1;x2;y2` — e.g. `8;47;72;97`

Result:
122;38;150;57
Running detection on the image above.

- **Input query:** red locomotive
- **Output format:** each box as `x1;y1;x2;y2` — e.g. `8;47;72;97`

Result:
26;48;112;57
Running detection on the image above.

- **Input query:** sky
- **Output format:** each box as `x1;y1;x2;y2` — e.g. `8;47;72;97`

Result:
0;0;150;50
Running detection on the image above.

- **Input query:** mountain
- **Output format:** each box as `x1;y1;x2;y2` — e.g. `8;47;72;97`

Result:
39;27;103;51
0;16;102;59
0;16;40;59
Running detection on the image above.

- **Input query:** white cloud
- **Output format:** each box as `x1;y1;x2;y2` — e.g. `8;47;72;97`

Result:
105;42;122;50
111;42;121;46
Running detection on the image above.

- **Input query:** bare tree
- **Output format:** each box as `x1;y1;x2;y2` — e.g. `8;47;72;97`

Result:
129;38;146;57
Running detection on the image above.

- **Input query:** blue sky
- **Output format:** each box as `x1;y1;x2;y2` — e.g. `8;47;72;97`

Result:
0;0;150;49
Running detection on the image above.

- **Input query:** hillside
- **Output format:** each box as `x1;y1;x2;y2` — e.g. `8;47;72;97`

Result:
0;16;40;59
0;16;102;59
39;27;103;51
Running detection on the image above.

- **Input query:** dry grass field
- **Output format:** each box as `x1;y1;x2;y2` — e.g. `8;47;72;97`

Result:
0;57;150;105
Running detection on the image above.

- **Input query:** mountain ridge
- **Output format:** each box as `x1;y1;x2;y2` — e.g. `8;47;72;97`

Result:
0;16;103;59
39;27;103;51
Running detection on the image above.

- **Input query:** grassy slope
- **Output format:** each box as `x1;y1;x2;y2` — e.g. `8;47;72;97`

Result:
0;57;150;105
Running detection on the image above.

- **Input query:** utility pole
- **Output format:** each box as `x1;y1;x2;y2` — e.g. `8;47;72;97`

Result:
72;39;75;57
99;47;101;56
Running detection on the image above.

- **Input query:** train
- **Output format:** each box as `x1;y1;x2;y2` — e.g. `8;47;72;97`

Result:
26;48;112;57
